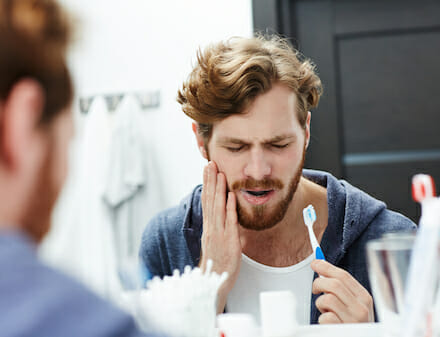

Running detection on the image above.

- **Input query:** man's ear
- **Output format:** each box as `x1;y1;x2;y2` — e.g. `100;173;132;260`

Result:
0;79;45;170
305;111;311;149
192;122;208;160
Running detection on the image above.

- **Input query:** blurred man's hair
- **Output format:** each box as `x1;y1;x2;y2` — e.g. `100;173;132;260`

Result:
0;0;73;124
177;35;323;142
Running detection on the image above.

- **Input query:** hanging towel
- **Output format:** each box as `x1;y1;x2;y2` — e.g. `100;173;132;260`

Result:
103;96;146;208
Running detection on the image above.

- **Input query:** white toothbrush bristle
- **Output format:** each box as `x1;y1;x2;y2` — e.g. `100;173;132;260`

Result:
303;204;316;225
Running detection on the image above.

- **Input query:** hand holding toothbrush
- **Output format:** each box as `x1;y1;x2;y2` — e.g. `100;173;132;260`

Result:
311;260;374;324
303;205;374;324
200;161;242;314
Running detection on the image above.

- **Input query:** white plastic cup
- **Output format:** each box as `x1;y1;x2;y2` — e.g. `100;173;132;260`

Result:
260;290;298;337
217;313;258;337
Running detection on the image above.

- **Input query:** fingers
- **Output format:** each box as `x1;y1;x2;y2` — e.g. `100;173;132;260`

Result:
201;164;208;221
226;191;238;230
311;260;374;323
314;285;372;323
318;312;342;324
311;260;347;279
199;165;242;310
312;275;355;307
315;293;350;323
214;172;227;229
202;161;218;227
206;162;217;221
311;259;373;309
311;260;366;298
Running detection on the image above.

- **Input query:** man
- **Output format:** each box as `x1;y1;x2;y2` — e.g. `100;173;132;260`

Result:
0;1;162;336
140;35;416;325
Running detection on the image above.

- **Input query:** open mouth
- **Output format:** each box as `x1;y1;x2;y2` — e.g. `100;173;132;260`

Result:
241;189;275;205
245;190;272;197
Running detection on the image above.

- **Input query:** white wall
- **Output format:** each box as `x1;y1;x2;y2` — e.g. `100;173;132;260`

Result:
39;0;253;298
61;0;253;207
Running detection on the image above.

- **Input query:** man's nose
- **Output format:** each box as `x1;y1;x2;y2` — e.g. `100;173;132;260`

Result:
243;148;271;180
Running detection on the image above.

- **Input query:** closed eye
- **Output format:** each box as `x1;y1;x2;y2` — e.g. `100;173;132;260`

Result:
271;143;290;149
226;145;245;152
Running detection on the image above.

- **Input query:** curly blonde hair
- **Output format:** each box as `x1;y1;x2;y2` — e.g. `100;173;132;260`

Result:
0;0;73;124
177;35;323;141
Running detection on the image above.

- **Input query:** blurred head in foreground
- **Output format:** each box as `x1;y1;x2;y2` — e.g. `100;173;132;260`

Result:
0;0;73;242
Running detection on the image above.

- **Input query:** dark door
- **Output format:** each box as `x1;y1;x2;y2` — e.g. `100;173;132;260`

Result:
253;0;440;222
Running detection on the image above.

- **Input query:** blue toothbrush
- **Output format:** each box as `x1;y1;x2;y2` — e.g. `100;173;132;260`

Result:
303;205;325;260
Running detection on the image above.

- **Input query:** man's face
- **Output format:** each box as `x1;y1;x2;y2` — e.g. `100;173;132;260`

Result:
204;83;309;231
23;110;73;242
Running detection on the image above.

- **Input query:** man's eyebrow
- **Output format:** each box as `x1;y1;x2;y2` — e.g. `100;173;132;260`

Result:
217;134;296;145
217;137;250;145
263;134;296;144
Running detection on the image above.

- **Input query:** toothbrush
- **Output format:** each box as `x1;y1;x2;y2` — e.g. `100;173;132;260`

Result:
401;174;439;337
303;205;325;260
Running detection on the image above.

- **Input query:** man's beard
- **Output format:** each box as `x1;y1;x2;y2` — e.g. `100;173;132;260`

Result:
232;149;306;231
22;141;60;243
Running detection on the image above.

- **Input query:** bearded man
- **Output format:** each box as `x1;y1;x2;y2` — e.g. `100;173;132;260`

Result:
139;35;415;325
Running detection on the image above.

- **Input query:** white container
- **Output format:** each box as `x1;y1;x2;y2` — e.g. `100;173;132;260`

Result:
217;313;258;337
260;290;298;337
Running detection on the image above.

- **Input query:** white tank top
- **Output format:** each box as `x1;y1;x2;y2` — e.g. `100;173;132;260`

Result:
226;253;315;325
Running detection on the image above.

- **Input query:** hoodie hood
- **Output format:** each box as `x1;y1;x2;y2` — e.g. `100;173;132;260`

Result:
303;169;386;265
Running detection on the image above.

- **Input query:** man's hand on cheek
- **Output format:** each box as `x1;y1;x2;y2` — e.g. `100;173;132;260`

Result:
200;161;242;313
311;260;374;324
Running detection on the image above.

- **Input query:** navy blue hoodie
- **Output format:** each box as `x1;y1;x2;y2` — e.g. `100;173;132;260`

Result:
140;169;416;324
